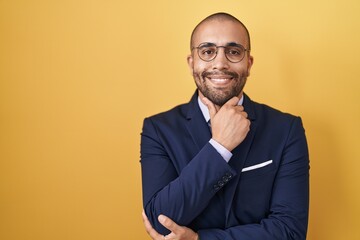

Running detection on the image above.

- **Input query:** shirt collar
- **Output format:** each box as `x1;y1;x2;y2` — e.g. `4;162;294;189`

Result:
197;94;244;122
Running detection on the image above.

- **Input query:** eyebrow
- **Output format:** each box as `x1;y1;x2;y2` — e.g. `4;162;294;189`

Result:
226;42;242;47
198;42;216;47
198;42;242;47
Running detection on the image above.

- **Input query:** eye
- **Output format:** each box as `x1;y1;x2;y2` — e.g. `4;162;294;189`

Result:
200;47;216;55
227;47;242;55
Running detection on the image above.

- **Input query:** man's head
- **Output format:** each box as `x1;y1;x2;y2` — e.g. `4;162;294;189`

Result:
187;12;253;106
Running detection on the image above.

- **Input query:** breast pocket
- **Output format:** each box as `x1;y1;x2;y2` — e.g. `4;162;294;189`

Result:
240;160;276;179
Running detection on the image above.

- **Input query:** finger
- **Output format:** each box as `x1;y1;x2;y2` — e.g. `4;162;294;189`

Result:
142;210;150;225
142;210;163;239
234;105;244;111
235;107;248;118
158;214;181;235
202;97;217;120
224;96;240;106
142;209;146;220
141;211;154;234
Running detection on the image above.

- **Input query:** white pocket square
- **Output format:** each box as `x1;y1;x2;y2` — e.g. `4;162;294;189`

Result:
241;160;273;172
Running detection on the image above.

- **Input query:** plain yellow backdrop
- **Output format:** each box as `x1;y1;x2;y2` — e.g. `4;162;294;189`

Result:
1;0;359;239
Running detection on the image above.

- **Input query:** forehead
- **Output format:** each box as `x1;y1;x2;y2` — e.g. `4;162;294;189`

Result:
192;20;248;47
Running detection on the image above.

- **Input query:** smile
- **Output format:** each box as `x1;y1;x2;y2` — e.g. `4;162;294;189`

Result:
206;76;234;85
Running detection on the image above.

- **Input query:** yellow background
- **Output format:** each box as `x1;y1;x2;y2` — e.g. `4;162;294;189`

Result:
1;0;359;239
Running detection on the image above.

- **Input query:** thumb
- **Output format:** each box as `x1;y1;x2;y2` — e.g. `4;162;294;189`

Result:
202;97;217;121
158;214;179;233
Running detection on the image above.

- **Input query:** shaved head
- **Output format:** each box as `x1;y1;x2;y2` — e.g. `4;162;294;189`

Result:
190;12;251;50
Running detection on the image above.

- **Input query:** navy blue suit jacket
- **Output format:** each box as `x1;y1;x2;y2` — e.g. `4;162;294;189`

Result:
141;92;309;239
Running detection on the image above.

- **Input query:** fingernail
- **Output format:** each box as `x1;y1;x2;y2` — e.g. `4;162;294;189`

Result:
158;215;165;223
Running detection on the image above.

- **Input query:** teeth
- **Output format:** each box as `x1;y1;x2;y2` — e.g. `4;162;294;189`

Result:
210;78;231;82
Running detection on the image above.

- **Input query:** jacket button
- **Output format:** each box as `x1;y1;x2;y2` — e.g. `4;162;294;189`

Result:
218;180;225;187
225;172;233;178
213;184;220;190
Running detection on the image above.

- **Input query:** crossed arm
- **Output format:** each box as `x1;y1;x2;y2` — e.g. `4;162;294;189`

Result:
141;97;309;239
141;97;248;234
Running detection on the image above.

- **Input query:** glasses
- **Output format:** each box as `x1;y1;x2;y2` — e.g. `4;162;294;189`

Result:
192;42;250;63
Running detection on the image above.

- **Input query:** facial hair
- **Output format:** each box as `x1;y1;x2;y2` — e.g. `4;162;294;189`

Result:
193;70;248;106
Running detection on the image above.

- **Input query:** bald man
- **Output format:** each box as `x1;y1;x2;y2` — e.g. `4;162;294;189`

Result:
140;12;309;240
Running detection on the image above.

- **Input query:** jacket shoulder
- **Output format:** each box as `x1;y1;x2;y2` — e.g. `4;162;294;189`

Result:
252;100;300;122
143;101;190;129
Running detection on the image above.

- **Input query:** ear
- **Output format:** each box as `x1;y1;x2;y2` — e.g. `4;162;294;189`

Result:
246;55;254;76
187;54;194;75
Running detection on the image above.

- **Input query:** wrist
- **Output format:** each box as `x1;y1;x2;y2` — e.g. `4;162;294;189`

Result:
212;137;233;152
209;138;233;162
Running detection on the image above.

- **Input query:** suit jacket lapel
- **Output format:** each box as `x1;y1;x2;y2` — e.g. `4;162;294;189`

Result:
224;93;258;227
185;92;212;150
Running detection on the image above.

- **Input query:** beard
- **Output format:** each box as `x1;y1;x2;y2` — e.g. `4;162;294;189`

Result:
193;70;248;106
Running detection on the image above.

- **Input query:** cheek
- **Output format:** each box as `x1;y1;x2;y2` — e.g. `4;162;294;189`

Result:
192;60;209;72
234;64;250;76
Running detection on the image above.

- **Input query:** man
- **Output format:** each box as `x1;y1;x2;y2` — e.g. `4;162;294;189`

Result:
140;12;309;240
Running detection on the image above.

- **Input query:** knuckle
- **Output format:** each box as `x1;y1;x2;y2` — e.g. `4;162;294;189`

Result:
178;228;185;235
229;108;236;114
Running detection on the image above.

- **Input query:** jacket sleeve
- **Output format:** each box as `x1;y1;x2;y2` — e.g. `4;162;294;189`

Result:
197;117;310;240
141;117;237;235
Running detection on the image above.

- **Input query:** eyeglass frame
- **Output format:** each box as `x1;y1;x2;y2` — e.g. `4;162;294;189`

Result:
191;42;250;63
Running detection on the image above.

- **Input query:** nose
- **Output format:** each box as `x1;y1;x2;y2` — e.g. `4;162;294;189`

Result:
212;47;230;70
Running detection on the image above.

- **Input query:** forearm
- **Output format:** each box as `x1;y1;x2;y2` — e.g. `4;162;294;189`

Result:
198;217;307;240
142;142;236;235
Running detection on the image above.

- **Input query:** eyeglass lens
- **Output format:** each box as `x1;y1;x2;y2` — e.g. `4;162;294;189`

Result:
197;45;245;63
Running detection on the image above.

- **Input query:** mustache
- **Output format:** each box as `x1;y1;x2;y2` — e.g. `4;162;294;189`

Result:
201;70;239;79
